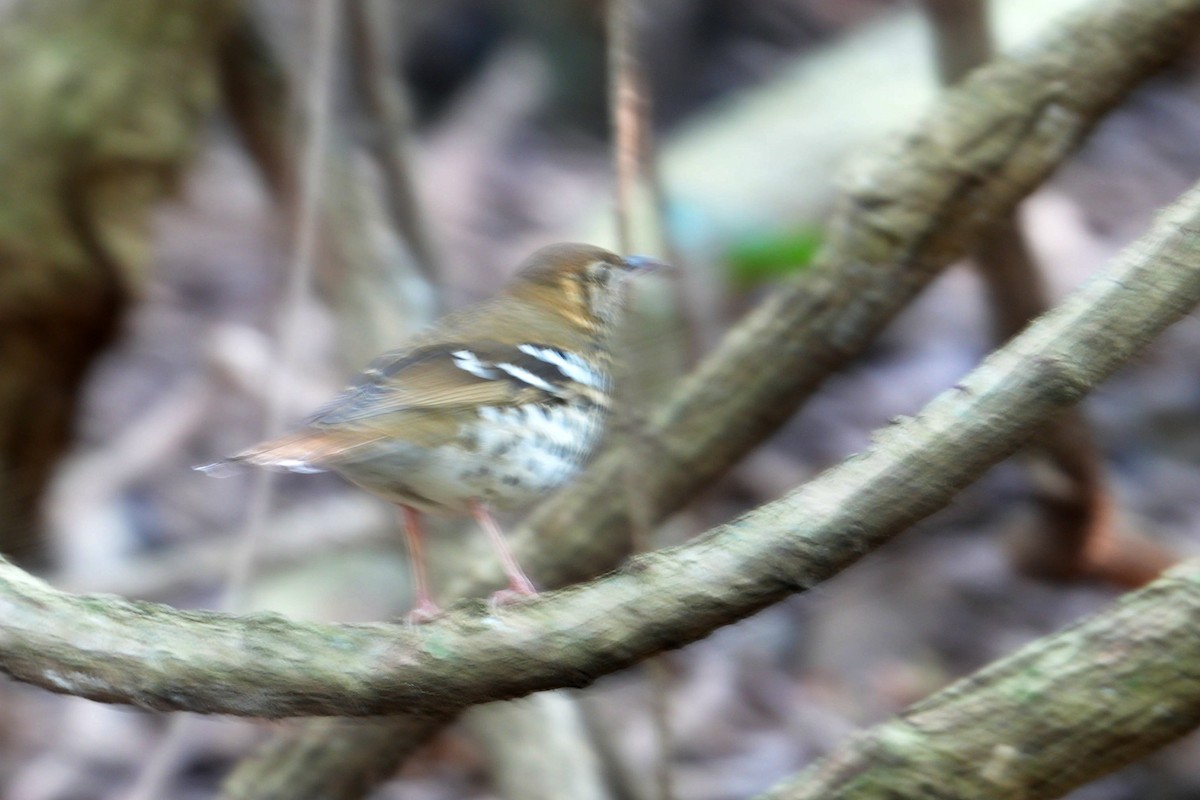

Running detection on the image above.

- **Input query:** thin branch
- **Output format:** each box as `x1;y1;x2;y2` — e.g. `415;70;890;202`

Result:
224;0;340;612
6;171;1200;717
922;0;994;84
607;0;660;557
219;12;435;369
608;0;641;255
607;3;676;796
344;0;442;288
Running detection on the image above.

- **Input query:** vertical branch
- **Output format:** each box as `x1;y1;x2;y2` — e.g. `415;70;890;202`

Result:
606;0;663;569
219;14;435;369
608;4;675;800
923;0;993;84
345;0;443;290
920;2;1046;343
224;0;341;610
608;0;642;256
606;0;698;371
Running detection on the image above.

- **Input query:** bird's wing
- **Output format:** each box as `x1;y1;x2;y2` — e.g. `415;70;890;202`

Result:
307;341;598;427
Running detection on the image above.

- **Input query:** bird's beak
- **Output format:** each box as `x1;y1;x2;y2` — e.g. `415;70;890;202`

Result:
623;254;674;273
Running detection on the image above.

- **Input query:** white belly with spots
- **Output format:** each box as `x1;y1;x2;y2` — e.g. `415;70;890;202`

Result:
334;402;606;513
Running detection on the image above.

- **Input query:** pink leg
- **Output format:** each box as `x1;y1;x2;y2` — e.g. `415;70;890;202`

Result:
470;501;537;599
400;506;441;622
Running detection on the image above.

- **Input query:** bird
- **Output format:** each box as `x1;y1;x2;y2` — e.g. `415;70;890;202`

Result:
208;243;661;620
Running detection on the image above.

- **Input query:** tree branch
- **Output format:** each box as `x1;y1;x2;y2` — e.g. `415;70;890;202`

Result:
5;169;1200;716
344;0;443;287
220;717;445;800
758;556;1200;799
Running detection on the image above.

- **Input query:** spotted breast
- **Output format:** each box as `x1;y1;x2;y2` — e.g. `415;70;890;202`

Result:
322;343;612;513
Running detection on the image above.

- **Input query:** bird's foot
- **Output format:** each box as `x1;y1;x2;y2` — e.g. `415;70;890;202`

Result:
488;579;538;610
404;598;444;625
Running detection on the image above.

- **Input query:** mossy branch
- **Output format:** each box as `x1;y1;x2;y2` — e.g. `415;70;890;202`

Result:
758;557;1200;799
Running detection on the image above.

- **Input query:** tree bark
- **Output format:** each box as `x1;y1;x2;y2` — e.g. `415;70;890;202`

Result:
758;556;1200;799
0;0;239;562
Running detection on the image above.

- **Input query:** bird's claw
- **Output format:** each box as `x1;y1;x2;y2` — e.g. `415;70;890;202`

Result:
488;582;538;611
404;599;444;625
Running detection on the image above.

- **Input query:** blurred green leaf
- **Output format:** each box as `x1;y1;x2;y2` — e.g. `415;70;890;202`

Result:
726;228;823;288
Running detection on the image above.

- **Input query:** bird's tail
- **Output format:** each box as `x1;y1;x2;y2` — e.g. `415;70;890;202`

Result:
195;430;378;477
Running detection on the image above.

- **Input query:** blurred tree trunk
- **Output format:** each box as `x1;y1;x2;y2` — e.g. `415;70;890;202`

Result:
0;1;238;562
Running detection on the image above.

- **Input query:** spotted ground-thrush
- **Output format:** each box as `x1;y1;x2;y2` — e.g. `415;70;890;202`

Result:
214;243;659;619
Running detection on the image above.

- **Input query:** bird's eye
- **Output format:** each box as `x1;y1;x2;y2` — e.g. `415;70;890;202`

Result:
589;265;611;286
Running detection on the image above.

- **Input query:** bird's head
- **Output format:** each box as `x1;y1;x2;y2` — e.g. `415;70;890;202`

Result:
509;242;665;330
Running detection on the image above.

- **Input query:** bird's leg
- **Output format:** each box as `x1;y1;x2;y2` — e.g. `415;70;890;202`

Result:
470;500;537;603
399;505;442;622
